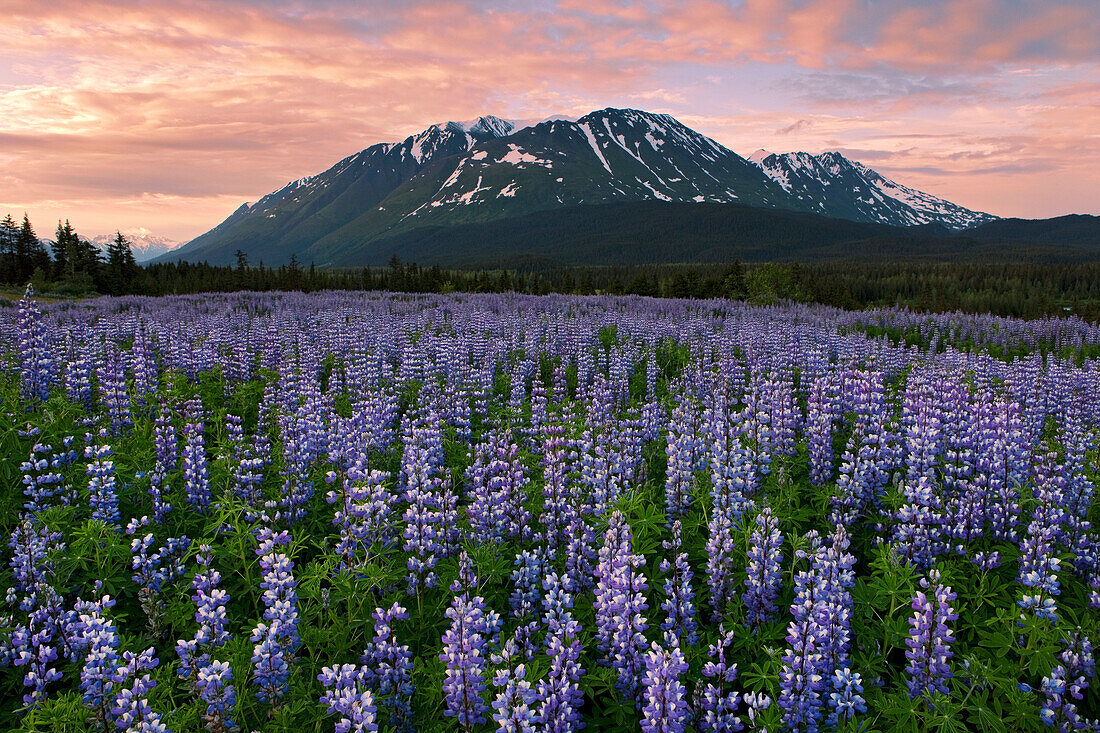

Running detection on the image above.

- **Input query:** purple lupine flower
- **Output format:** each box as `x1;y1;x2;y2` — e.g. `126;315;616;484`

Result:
8;516;63;596
743;507;784;629
694;629;742;733
400;403;445;594
20;442;73;514
130;530;190;636
814;527;856;676
972;551;1002;572
1059;630;1095;680
490;638;540;732
111;671;165;733
176;544;231;683
196;659;236;733
511;549;547;623
664;396;702;521
16;285;54;403
1018;517;1061;624
594;510;649;704
361;602;414;732
109;648;161;732
85;438;120;528
893;475;946;570
77;599;122;726
466;429;533;544
577;424;626;517
827;668;866;727
905;570;958;703
182;397;211;511
985;395;1028;541
806;376;837;486
250;527;300;705
778;569;826;732
1040;664;1089;730
564;516;596;593
96;345;133;434
153;399;178;470
319;664;378;733
63;334;93;409
440;552;502;731
706;399;756;521
538;572;585;733
741;372;773;483
641;631;690;733
146;464;171;523
540;423;577;553
14;633;63;708
659;521;697;646
705;509;737;622
831;369;892;525
327;465;393;570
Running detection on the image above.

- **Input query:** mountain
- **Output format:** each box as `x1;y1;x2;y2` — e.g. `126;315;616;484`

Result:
164;108;1000;267
746;150;997;230
90;229;181;262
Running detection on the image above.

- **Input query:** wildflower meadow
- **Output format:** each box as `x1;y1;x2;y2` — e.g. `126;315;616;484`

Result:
0;286;1097;731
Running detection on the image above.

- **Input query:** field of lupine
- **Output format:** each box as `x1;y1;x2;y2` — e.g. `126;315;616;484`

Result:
1;286;1098;732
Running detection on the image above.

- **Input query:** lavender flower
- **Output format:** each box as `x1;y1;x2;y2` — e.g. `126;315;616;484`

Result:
182;397;211;510
694;629;741;733
361;602;414;732
659;521;697;646
197;659;236;733
439;553;501;730
641;632;690;733
319;664;378;733
538;572;585;733
594;510;649;704
249;527;299;705
905;570;958;703
743;507;784;628
16;285;54;402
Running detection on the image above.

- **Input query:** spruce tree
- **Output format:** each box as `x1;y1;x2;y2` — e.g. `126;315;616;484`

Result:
105;231;137;295
0;214;16;282
52;220;77;280
16;214;50;284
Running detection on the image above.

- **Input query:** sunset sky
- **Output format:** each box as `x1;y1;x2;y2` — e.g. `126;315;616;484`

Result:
2;0;1097;242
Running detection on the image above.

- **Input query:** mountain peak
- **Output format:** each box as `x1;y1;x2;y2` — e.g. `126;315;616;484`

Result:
441;115;515;138
747;149;995;228
167;106;1000;265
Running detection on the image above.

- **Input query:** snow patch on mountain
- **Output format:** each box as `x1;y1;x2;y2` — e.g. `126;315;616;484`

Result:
748;149;996;229
90;229;182;262
500;146;553;167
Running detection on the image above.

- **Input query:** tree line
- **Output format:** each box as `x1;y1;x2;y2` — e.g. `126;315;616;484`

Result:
1;214;137;296
5;213;1099;321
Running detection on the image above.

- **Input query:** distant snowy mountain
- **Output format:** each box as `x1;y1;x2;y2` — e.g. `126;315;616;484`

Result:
165;107;998;267
746;150;996;229
90;229;182;262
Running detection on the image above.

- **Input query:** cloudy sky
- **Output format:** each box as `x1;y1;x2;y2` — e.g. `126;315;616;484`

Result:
2;0;1097;241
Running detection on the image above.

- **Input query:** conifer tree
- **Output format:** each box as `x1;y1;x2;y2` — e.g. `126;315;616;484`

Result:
0;214;16;282
105;231;138;295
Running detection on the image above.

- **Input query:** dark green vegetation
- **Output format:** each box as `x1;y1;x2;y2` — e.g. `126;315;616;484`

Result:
327;202;1100;268
6;208;1100;321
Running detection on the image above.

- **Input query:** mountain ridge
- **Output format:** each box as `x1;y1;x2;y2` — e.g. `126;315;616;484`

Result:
164;107;1001;267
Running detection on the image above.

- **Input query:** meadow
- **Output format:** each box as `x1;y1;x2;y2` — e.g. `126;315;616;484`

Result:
0;287;1097;732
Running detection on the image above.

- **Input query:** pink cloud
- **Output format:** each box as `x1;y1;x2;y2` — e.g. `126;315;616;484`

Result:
0;0;1097;239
